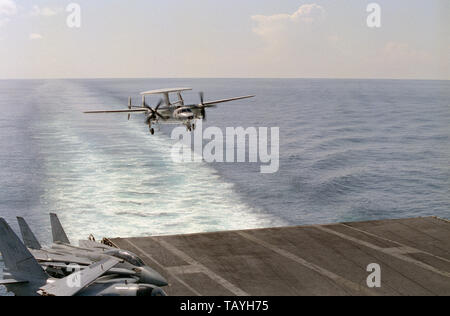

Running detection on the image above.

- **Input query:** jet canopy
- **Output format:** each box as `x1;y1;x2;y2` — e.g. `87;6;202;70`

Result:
105;250;146;267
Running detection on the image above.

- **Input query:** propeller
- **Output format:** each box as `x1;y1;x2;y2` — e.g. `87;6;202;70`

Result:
201;108;206;121
197;92;214;120
144;98;165;124
127;97;132;121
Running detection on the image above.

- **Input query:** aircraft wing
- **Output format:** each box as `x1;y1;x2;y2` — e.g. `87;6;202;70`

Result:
0;279;28;285
31;249;93;266
37;257;121;296
40;261;84;269
78;240;115;250
150;121;188;125
84;109;148;114
39;262;136;276
202;95;255;106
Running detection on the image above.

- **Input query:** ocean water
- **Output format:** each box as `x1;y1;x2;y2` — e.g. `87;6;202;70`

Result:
0;78;449;295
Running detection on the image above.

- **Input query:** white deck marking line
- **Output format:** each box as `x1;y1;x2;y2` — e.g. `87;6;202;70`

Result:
316;226;450;278
155;238;249;296
384;246;421;255
341;223;450;264
123;239;202;296
166;265;204;275
237;232;376;296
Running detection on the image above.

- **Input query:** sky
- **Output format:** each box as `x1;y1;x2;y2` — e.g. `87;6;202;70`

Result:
0;0;448;79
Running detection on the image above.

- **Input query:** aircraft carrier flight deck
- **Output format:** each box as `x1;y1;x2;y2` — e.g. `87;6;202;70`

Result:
110;217;450;296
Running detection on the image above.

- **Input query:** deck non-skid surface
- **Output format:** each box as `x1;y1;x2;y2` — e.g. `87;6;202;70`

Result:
110;217;450;296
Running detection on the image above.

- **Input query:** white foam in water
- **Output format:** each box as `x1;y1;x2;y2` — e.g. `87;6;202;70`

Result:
30;80;285;240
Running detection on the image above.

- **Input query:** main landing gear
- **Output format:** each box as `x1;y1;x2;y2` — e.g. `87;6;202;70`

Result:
186;122;196;132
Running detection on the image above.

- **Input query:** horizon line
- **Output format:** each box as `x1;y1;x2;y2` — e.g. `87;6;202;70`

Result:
0;76;449;81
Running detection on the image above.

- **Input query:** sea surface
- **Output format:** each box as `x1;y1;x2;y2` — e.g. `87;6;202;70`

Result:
1;78;449;295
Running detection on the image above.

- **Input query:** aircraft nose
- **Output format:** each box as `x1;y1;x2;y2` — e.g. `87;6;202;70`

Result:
139;267;168;287
137;285;167;297
180;113;193;120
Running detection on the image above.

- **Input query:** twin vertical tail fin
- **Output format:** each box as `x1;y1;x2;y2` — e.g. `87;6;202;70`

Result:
17;217;42;250
0;218;47;280
50;213;70;244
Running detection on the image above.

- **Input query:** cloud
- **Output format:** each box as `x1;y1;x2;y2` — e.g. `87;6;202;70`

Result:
0;0;17;16
0;17;9;26
29;33;43;40
363;41;437;79
30;5;60;17
251;4;324;37
382;41;431;63
0;0;16;28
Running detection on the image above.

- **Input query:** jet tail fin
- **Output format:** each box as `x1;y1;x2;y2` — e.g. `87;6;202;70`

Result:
50;213;70;244
17;217;42;250
0;218;47;280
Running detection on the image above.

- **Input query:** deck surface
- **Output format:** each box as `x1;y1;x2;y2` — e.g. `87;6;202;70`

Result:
110;217;450;296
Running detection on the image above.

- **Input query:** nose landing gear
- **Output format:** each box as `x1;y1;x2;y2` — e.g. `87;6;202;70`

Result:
149;123;155;135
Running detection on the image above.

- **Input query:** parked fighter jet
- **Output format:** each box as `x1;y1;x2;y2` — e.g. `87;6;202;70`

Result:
15;214;167;287
0;218;166;296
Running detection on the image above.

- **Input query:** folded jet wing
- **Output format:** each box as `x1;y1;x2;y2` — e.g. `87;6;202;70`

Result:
0;278;29;285
78;239;115;251
37;257;121;296
30;249;93;266
40;261;137;277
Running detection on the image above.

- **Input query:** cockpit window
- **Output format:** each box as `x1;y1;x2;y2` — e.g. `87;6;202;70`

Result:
106;250;146;267
180;108;192;113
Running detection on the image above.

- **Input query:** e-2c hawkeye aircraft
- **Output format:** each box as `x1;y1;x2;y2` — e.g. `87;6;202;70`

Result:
84;88;255;135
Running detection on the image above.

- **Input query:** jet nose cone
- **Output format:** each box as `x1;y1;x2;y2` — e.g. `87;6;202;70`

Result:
140;267;168;287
